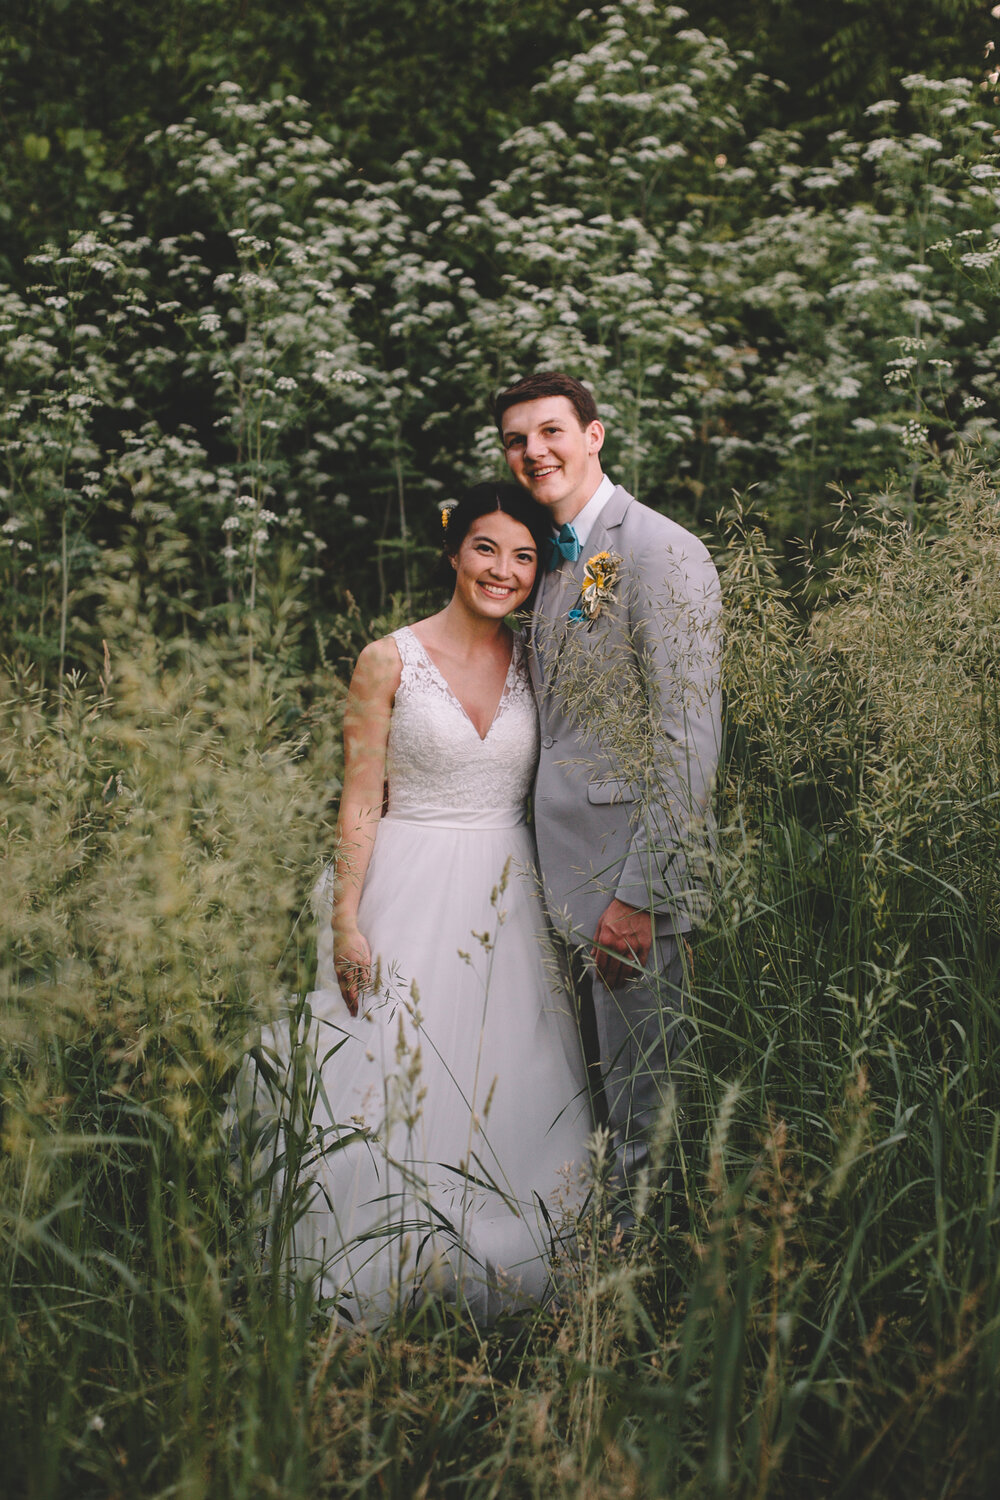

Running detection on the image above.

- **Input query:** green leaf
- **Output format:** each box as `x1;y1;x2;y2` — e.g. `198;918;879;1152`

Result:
22;131;50;162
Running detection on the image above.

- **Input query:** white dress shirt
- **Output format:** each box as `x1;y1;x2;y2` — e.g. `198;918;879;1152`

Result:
565;473;615;550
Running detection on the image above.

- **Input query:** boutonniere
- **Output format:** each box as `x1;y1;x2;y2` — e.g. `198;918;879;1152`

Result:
568;550;623;625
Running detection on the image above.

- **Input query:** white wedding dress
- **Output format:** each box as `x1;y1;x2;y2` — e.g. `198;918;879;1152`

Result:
264;626;590;1326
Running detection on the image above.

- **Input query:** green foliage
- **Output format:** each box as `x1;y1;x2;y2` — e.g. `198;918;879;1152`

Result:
6;4;1000;666
4;456;1000;1495
5;5;1000;1496
0;621;344;1495
678;452;1000;1492
452;23;1000;543
684;0;988;137
0;0;593;278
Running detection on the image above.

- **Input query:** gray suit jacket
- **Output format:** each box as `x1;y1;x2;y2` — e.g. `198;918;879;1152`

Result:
528;485;722;947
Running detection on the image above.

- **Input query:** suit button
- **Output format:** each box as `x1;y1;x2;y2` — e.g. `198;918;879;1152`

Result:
542;735;554;749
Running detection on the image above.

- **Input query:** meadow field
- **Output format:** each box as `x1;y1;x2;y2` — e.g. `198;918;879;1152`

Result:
4;4;1000;1493
3;456;999;1497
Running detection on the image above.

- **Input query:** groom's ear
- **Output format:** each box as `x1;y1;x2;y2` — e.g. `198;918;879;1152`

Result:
587;419;605;454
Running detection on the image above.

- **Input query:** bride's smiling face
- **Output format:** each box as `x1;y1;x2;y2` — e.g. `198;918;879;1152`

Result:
450;510;539;618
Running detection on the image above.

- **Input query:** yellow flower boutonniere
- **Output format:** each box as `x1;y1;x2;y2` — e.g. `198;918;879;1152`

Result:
569;550;623;624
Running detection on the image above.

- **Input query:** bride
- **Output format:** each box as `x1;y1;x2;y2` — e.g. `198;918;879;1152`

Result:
287;482;590;1325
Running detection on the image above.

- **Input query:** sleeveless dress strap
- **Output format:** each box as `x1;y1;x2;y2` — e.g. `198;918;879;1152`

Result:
391;625;421;671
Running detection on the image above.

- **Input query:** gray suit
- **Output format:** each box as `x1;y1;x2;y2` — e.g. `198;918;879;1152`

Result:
528;484;722;1212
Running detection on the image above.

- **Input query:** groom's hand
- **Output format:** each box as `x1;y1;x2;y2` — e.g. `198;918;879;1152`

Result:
590;899;653;989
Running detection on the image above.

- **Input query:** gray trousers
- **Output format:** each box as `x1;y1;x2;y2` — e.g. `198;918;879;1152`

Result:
569;934;687;1224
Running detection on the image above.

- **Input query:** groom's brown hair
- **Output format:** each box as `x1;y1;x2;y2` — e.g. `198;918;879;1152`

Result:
492;372;599;433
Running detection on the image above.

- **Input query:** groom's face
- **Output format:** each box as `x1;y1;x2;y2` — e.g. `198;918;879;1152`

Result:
500;396;605;525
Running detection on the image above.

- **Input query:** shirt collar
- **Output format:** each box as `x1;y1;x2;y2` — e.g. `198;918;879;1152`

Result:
565;473;614;550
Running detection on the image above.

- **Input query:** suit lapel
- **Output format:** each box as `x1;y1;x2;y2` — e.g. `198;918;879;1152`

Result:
531;564;575;696
579;487;630;562
529;487;633;698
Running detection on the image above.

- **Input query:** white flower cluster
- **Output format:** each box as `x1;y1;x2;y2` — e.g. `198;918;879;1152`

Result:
901;419;929;449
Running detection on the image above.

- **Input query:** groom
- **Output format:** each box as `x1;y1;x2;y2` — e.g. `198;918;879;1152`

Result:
495;371;722;1224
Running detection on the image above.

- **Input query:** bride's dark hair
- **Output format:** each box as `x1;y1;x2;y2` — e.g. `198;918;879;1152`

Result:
441;481;551;565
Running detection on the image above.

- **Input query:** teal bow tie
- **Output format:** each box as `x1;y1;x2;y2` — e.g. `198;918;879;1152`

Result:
546;522;581;570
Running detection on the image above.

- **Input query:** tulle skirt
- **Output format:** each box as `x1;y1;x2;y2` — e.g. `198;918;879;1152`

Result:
252;813;591;1326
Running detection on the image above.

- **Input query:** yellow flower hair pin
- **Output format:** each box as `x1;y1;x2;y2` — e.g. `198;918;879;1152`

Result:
438;500;458;532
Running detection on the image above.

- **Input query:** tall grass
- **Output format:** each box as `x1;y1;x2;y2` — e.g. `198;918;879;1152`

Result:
0;614;342;1496
2;455;1000;1497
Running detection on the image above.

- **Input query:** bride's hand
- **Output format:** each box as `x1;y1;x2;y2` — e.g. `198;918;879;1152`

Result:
333;928;372;1016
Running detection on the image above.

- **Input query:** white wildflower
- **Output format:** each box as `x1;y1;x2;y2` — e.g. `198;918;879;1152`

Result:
864;138;900;160
901;419;928;448
829;376;862;399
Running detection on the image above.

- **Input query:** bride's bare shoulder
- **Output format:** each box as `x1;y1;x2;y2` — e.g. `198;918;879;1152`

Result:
350;635;403;699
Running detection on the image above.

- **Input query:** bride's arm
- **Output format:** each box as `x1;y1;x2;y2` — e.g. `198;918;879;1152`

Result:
331;637;401;1013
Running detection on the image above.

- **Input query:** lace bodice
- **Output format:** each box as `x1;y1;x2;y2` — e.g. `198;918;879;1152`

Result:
385;627;538;825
